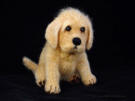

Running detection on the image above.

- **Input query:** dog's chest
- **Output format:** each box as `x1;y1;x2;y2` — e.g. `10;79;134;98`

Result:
59;54;77;75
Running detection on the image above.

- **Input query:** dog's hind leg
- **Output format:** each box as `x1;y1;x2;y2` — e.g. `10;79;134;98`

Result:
34;63;45;87
23;56;45;87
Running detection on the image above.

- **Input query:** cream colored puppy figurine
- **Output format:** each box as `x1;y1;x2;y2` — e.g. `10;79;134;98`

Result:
23;7;96;94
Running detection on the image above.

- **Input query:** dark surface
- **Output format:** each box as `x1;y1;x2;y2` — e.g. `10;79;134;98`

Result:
0;68;135;101
1;0;135;101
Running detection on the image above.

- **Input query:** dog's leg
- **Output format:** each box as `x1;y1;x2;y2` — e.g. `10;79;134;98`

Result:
45;56;60;94
23;57;45;86
77;53;96;86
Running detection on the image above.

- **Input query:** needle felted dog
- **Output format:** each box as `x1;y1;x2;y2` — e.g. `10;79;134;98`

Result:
23;7;96;94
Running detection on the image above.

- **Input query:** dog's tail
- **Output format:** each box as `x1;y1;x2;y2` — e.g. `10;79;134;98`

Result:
22;56;38;73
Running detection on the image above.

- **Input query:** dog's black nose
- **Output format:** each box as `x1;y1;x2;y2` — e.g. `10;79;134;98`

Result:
72;37;81;46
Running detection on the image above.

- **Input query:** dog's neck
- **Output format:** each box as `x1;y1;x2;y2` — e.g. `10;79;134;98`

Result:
58;49;76;57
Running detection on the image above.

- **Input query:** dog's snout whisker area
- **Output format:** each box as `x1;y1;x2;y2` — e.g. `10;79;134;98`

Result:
72;37;81;46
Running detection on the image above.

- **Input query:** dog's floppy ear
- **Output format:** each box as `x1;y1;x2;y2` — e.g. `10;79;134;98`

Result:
45;18;61;48
86;17;94;50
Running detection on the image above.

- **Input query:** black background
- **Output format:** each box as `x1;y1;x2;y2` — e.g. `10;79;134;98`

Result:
1;0;135;101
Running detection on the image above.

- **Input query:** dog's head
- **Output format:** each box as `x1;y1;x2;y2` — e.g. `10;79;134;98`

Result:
45;7;93;54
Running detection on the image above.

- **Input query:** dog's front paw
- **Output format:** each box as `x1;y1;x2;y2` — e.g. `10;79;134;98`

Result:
83;74;97;86
45;80;61;94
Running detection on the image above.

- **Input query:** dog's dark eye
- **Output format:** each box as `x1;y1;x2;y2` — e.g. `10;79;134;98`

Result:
80;27;85;32
65;26;71;31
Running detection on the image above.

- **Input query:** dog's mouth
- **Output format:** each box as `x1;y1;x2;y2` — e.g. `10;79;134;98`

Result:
69;46;78;55
69;51;76;55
